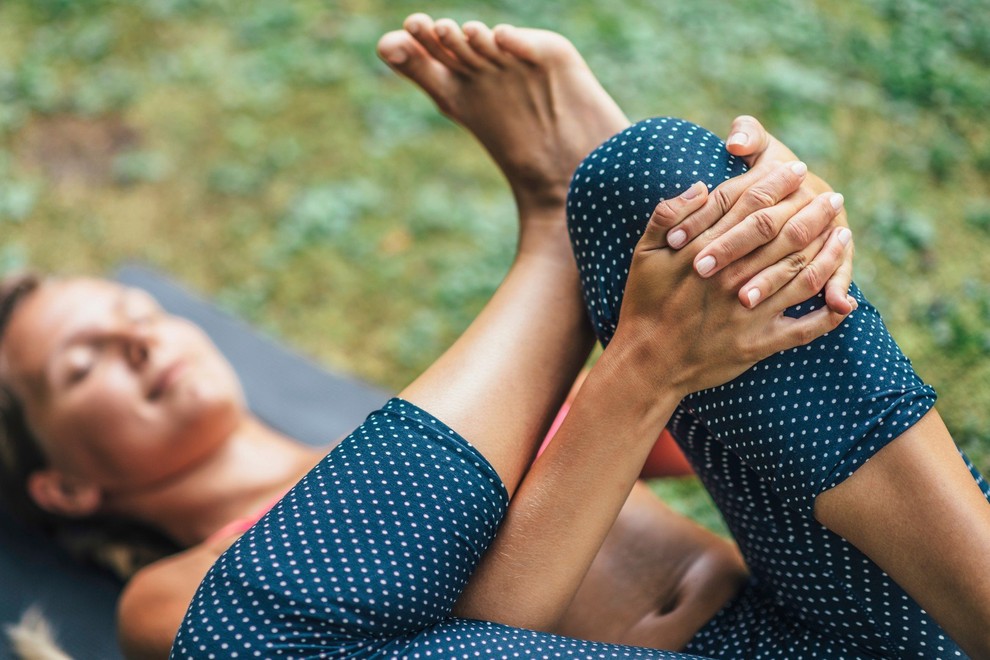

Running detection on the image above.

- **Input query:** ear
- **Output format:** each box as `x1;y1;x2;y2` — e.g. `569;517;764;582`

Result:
27;469;102;517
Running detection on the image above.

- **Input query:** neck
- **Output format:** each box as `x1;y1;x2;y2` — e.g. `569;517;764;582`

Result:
103;416;329;547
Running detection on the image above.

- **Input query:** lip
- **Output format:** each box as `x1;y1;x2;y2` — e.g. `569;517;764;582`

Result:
149;359;188;400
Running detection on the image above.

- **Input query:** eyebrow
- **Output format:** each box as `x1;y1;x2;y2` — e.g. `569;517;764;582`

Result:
43;289;129;390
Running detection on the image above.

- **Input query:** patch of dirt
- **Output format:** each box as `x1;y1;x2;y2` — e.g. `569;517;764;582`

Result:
16;114;140;186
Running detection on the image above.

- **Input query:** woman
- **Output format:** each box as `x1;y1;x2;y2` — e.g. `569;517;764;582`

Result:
177;18;989;659
0;21;810;659
3;17;987;660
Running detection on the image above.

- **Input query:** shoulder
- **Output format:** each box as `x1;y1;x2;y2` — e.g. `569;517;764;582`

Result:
117;544;222;660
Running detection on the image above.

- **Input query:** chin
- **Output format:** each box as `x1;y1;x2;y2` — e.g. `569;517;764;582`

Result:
169;366;245;444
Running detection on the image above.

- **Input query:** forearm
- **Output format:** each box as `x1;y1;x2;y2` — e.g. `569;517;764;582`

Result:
400;212;595;495
454;331;684;629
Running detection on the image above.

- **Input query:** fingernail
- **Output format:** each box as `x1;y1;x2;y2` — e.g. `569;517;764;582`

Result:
790;161;808;176
696;255;716;276
837;227;852;245
681;181;705;200
435;23;448;36
747;288;761;306
667;228;687;248
847;295;858;311
407;22;420;34
387;48;409;65
829;193;845;211
727;132;748;147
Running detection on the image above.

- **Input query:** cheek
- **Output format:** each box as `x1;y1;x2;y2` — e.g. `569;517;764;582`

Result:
43;380;151;477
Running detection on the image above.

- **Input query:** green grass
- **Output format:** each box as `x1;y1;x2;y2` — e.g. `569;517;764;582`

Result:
1;0;988;533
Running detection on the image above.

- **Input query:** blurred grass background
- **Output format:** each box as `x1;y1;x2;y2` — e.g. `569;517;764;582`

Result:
1;0;987;533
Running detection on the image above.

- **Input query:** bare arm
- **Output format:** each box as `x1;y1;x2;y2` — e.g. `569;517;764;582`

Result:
117;545;225;660
454;179;852;629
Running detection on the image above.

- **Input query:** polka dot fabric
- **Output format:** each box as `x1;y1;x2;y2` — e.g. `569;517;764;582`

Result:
567;117;990;658
171;399;701;659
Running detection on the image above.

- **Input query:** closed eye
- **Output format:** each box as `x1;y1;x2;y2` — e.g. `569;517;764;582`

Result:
62;344;98;388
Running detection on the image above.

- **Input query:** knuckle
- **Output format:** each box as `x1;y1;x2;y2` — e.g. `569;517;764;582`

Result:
783;251;808;275
782;219;813;248
744;186;777;209
749;209;779;240
650;200;678;225
801;262;823;290
711;187;733;216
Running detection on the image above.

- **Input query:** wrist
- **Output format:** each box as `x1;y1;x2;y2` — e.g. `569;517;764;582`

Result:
600;323;687;415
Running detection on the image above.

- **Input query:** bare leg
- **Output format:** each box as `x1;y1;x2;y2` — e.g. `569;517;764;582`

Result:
378;16;628;493
815;409;990;657
380;19;746;648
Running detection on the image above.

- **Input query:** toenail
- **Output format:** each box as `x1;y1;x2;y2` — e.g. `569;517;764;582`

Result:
387;49;409;65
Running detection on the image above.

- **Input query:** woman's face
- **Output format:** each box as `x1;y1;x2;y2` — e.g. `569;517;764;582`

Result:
0;277;245;495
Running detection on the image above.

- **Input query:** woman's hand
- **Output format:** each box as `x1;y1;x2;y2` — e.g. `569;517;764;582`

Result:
616;170;853;398
649;115;856;314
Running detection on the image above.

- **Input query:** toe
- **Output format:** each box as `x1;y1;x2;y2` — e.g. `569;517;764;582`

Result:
434;18;488;70
403;13;466;73
377;30;454;112
462;21;507;65
377;30;414;66
493;25;577;66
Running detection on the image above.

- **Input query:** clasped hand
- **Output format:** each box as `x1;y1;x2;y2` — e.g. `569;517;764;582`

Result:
615;116;855;398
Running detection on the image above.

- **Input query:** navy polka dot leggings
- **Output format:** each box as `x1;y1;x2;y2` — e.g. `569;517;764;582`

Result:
171;119;990;659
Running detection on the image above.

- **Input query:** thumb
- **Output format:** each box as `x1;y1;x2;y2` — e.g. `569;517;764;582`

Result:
725;115;772;165
640;181;708;251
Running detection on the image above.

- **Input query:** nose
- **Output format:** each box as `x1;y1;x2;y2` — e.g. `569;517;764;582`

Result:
118;319;153;369
124;333;150;368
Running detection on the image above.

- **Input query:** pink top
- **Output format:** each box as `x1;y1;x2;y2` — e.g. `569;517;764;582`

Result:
205;492;287;546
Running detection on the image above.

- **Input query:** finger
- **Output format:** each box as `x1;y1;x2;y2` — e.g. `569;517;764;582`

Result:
764;302;852;354
434;18;489;70
725;115;771;161
404;13;467;73
641;182;709;250
771;226;854;310
691;185;816;277
667;160;806;252
823;241;855;314
719;191;845;289
737;231;828;309
738;228;856;310
691;161;809;275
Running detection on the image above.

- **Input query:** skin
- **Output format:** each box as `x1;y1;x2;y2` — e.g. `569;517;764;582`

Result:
8;15;982;660
379;14;848;647
0;23;804;659
387;17;990;659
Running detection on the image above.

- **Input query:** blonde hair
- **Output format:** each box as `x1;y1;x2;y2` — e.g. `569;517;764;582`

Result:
4;606;72;660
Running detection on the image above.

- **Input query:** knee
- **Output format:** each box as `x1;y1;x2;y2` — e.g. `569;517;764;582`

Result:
566;117;747;345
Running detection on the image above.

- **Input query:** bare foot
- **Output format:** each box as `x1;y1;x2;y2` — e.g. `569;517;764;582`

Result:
377;15;630;228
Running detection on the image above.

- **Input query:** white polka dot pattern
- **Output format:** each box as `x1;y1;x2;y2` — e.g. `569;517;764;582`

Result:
567;117;989;658
170;399;701;659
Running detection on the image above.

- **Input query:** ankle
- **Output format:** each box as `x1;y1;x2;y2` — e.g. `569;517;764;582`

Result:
515;207;572;259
